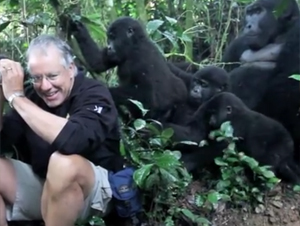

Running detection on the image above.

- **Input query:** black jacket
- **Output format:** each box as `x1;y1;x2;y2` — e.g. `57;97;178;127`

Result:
0;68;124;178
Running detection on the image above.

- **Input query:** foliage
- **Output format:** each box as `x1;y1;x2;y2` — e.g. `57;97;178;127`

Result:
209;122;280;206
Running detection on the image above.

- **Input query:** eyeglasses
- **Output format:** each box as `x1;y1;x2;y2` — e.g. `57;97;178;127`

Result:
29;73;60;84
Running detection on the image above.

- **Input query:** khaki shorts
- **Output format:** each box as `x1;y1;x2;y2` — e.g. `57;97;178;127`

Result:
5;158;113;222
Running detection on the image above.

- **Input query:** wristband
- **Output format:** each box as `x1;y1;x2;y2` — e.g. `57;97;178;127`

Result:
8;91;25;108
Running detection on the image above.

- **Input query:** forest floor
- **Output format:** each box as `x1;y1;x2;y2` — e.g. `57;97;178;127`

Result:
7;181;300;226
179;180;300;226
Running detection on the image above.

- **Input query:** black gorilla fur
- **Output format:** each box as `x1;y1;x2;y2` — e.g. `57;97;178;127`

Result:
66;16;188;121
191;92;300;184
222;0;300;159
165;65;229;126
169;61;199;74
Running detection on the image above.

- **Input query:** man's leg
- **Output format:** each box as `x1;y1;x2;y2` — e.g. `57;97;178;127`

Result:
0;157;44;226
0;196;7;226
41;152;112;226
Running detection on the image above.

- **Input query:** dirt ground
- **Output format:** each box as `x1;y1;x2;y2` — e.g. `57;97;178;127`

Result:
179;181;300;226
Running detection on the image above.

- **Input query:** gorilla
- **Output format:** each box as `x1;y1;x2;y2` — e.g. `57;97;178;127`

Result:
143;66;229;170
222;0;300;159
164;66;229;126
223;0;299;107
63;16;188;121
186;92;300;184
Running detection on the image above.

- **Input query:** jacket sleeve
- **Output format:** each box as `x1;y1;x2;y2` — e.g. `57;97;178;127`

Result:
50;83;120;155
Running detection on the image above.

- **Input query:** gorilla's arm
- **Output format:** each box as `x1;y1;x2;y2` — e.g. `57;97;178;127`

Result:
240;43;283;63
70;22;118;73
171;61;199;74
222;35;249;71
167;62;193;87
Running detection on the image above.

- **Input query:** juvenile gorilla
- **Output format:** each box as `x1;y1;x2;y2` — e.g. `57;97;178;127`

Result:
165;66;229;126
65;16;187;120
157;66;229;173
149;66;229;170
201;92;300;184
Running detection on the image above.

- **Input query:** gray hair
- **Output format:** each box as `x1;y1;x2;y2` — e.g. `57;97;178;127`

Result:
26;34;77;74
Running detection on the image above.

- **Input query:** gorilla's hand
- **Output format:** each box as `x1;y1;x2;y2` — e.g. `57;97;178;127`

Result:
59;15;87;36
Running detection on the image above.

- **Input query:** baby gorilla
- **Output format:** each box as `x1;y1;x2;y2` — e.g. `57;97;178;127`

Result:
165;65;229;126
203;92;300;184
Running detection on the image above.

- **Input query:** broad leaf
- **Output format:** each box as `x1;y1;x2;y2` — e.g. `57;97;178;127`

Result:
133;119;146;130
133;164;154;187
146;19;164;34
289;74;300;81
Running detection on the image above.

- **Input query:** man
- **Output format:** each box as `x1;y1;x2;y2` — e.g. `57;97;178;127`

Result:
0;34;124;226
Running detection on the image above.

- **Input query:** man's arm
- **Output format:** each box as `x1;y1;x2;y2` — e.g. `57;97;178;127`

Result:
12;96;68;144
12;82;119;155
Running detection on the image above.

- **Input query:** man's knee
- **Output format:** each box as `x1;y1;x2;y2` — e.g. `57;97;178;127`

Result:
0;158;17;204
46;152;95;198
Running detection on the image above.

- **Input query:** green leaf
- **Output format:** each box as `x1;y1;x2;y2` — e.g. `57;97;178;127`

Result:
146;19;164;34
216;136;225;141
162;31;178;48
199;140;208;147
261;170;276;179
162;128;174;140
181;33;192;42
233;166;243;173
119;140;126;156
133;164;154;187
154;151;180;168
0;21;10;33
149;138;162;146
227;142;236;151
128;99;149;116
207;191;220;204
180;208;195;221
159;168;179;184
214;158;228;166
289;74;300;81
146;123;161;135
133;119;146;131
268;177;280;184
171;150;182;160
221;121;234;137
216;180;231;190
165;16;177;25
293;185;300;192
178;140;198;146
240;155;259;168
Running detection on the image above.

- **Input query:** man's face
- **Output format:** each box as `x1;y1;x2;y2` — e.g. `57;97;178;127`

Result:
28;45;76;107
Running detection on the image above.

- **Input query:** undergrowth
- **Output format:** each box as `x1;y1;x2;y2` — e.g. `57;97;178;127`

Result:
85;101;283;226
